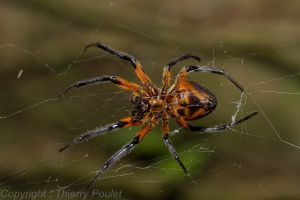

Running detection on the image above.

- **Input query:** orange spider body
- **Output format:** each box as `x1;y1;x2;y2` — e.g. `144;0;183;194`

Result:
169;80;217;121
131;80;217;122
60;42;257;188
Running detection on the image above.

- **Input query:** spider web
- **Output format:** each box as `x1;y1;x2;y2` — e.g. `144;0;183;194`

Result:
0;1;300;199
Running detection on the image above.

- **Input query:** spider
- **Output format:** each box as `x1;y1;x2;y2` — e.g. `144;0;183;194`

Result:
59;42;258;188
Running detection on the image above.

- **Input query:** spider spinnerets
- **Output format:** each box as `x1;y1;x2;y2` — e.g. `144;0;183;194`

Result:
59;42;258;188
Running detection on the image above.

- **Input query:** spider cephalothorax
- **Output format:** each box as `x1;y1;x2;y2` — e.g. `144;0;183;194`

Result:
59;42;258;188
130;94;149;121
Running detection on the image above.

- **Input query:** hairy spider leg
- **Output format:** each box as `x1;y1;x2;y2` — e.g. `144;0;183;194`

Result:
86;116;157;189
188;111;258;132
168;106;258;132
84;42;153;89
58;117;142;152
61;75;142;94
161;54;201;94
170;65;245;93
162;113;189;175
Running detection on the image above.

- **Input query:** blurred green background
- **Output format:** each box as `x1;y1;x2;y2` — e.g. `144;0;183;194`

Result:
0;0;300;199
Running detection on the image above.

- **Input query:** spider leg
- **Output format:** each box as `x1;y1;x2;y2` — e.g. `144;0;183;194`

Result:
188;111;258;132
171;65;244;93
61;75;141;94
162;55;201;93
84;42;152;86
169;107;258;133
187;65;245;91
86;137;139;190
166;55;201;70
58;117;141;152
86;116;157;189
162;114;189;175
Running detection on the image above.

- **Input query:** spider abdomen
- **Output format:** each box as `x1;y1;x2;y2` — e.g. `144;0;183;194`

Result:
173;81;217;121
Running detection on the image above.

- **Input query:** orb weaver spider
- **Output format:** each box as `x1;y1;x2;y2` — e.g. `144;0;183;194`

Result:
59;42;258;187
